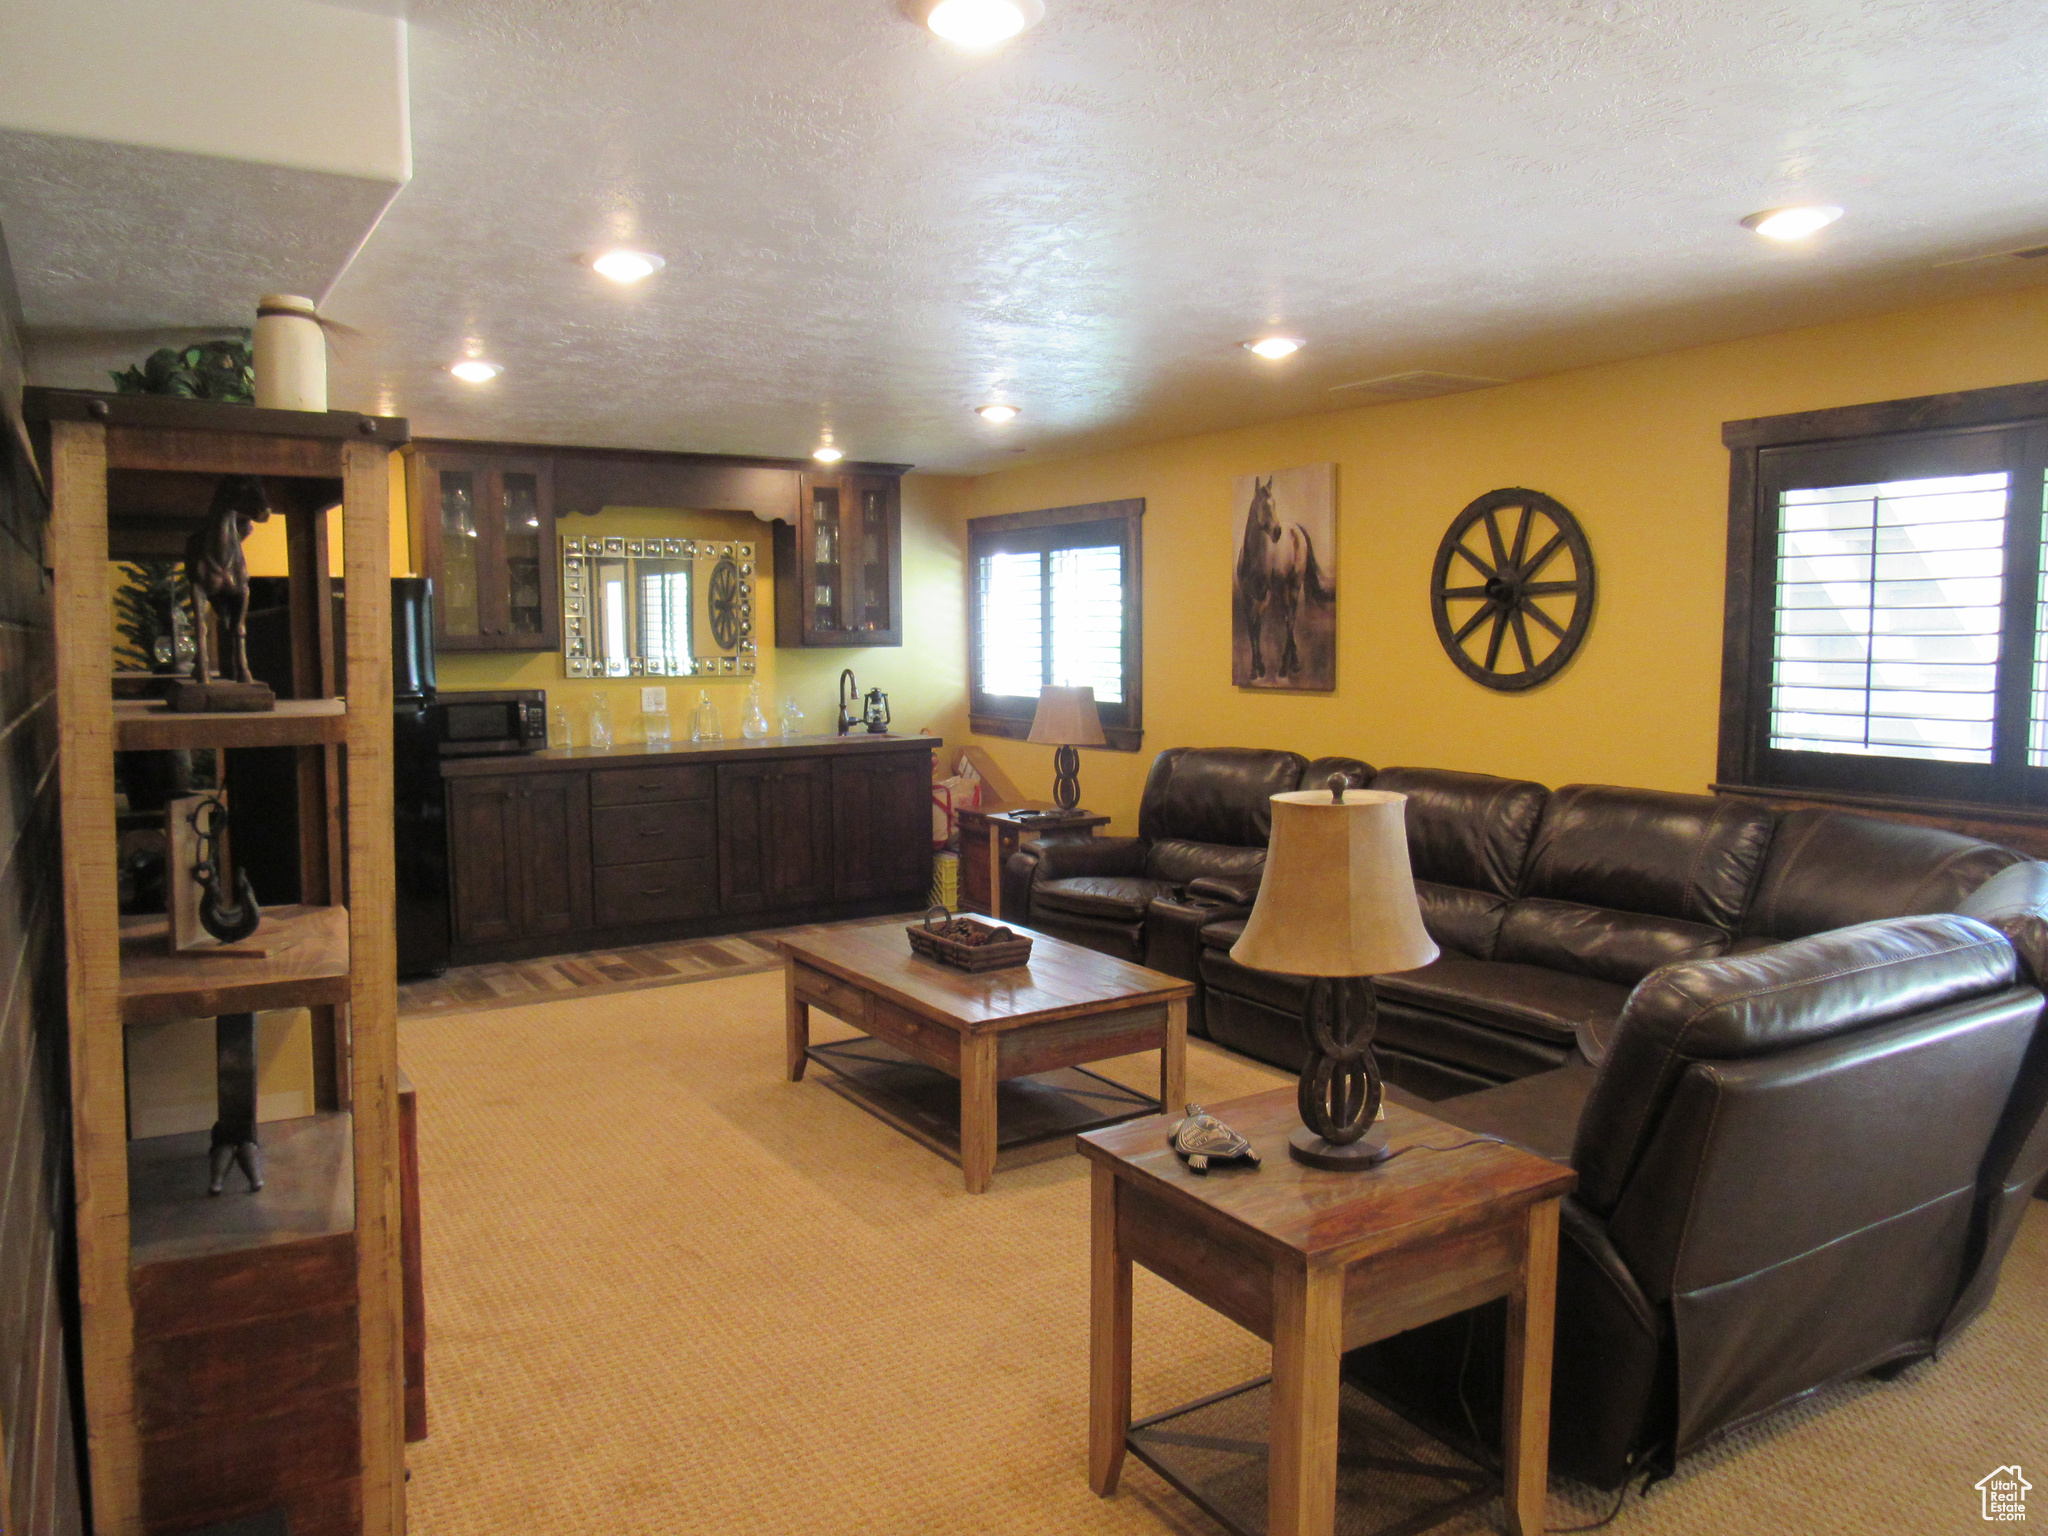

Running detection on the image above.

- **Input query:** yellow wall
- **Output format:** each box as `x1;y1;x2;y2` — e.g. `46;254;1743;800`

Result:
955;283;2048;834
242;454;412;579
427;474;972;746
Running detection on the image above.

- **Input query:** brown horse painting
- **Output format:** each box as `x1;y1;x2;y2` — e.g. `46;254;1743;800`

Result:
185;474;272;686
1234;473;1333;686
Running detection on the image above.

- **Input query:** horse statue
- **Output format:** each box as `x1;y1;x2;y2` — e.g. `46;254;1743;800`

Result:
1235;475;1329;681
184;475;272;687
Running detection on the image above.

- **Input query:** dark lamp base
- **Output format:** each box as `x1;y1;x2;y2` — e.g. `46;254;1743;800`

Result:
1287;1125;1392;1171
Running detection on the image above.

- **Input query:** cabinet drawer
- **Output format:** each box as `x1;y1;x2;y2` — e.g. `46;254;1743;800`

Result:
792;963;869;1028
591;801;716;867
593;858;717;927
590;764;715;807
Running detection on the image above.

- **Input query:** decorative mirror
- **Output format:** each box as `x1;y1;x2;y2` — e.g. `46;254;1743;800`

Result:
1429;488;1595;691
560;535;758;677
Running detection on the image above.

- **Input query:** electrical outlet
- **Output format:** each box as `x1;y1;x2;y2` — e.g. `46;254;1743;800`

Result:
641;685;667;714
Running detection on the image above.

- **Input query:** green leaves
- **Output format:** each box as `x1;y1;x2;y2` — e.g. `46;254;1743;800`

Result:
109;335;255;403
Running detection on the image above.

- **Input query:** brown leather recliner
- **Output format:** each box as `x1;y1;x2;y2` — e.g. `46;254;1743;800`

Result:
1017;747;1370;973
1345;914;2042;1488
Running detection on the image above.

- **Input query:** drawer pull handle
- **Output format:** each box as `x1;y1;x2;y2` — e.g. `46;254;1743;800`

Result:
638;781;662;789
642;887;668;896
638;828;663;837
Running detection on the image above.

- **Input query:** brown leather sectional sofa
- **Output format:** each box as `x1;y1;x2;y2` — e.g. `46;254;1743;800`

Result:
1009;747;2048;1486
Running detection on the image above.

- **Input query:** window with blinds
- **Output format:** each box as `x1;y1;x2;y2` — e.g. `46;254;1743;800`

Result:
1723;389;2048;809
1770;473;2007;763
967;502;1143;747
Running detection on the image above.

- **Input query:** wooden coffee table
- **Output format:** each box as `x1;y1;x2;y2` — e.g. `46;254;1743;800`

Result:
1080;1086;1576;1536
778;921;1191;1193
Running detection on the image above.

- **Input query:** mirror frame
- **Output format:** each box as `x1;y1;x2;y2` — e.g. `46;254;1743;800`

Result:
560;534;759;678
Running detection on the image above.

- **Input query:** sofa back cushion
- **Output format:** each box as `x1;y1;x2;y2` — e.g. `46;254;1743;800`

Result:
1371;766;1547;896
1491;785;1774;984
1367;766;1547;958
1147;838;1269;889
1742;808;2022;942
1137;747;1307;849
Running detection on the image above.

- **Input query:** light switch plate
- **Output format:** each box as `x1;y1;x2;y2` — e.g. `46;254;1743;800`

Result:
641;685;667;713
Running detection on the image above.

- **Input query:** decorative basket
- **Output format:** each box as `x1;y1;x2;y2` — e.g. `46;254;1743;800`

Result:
907;906;1033;972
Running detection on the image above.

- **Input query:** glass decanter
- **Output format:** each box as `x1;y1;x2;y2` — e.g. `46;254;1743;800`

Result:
689;689;722;743
588;690;613;751
740;681;770;740
779;696;805;738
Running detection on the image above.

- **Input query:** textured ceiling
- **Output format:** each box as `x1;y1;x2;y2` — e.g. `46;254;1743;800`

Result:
34;0;2048;471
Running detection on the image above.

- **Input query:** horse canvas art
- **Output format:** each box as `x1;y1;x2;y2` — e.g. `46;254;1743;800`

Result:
1232;463;1337;690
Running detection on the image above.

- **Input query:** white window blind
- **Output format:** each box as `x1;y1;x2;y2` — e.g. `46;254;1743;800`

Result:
1050;545;1124;704
976;544;1125;702
2030;473;2048;767
1770;472;2008;764
637;569;692;668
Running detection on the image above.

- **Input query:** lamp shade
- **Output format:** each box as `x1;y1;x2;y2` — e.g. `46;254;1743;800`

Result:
1027;685;1107;746
1229;789;1439;977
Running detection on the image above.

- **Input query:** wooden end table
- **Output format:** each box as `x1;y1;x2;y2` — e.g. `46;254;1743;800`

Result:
779;921;1191;1193
957;806;1111;918
1079;1086;1576;1536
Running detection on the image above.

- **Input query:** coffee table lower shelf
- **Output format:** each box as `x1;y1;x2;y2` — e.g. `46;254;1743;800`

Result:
1126;1376;1499;1536
806;1038;1159;1175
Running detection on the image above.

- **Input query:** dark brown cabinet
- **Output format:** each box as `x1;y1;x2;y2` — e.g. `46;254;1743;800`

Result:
831;753;931;901
772;472;902;647
442;741;934;962
447;772;592;946
717;756;835;913
406;446;560;652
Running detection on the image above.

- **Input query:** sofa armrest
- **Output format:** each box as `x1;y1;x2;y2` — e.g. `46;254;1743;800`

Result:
1145;894;1250;988
1033;836;1147;882
1000;847;1041;922
1188;873;1261;906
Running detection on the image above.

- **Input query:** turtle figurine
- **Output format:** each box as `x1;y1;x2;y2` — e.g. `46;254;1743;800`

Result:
1168;1103;1261;1174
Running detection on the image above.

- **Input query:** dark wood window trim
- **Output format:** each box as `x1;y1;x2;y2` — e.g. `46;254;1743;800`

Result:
967;498;1144;752
1720;378;2048;816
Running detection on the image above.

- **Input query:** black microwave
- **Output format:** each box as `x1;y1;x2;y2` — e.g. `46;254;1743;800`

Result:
432;689;548;756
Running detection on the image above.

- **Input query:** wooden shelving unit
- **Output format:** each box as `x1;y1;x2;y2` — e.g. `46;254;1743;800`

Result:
115;696;349;751
30;388;409;1536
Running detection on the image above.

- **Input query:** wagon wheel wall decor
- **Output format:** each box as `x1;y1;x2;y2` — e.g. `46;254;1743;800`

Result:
1430;488;1595;691
708;556;743;650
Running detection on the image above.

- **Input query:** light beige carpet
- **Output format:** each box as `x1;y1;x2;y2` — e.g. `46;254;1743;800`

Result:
399;967;2048;1535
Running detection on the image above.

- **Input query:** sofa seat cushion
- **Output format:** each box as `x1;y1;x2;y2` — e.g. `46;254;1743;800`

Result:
1033;875;1179;923
1374;956;1632;1050
1430;1063;1599;1161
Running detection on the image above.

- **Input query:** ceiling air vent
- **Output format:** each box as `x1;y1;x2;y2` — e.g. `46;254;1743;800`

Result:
1330;371;1507;401
1933;241;2048;269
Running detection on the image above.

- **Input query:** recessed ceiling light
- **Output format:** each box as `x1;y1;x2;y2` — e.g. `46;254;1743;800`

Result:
590;248;665;283
1741;205;1844;242
976;403;1021;423
916;0;1044;48
449;360;502;383
813;445;844;463
1244;336;1305;360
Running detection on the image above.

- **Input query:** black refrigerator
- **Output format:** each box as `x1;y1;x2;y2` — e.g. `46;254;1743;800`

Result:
392;577;453;979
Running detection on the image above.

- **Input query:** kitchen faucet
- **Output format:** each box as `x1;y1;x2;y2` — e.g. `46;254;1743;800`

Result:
837;669;859;735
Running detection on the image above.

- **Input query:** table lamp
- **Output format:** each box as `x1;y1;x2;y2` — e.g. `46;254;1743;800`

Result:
1230;778;1438;1169
1028;684;1106;811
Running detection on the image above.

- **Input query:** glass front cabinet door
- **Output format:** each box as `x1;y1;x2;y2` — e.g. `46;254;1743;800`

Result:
407;447;561;651
772;471;902;647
